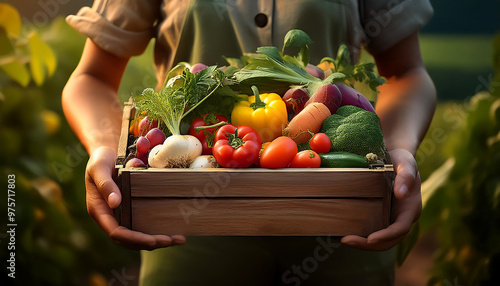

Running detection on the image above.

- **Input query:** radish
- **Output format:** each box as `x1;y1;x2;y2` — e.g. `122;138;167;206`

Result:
190;63;208;74
305;64;325;80
146;128;166;148
134;65;224;168
282;87;309;117
125;157;147;168
336;83;376;113
305;84;342;114
138;116;158;135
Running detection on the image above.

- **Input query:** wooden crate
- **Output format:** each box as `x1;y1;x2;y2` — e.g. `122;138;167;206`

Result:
114;100;394;236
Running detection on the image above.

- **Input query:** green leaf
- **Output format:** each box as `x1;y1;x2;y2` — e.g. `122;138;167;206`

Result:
421;158;456;207
28;32;57;86
283;29;313;68
223;56;245;69
319;57;336;64
0;3;21;38
296;46;310;68
134;66;226;135
0;28;15;56
334;44;351;72
0;59;30;86
305;72;347;96
163;61;190;88
283;29;313;51
323;72;347;84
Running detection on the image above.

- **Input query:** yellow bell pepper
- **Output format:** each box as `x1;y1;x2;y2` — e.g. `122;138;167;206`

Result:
231;86;288;142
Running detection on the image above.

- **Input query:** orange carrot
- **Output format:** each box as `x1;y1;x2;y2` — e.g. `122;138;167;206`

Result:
282;102;331;143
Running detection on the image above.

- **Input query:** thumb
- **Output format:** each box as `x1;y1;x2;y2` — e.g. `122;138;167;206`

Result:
391;149;419;200
87;147;122;209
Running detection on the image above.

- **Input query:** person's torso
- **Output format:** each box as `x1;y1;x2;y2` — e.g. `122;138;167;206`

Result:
153;0;362;86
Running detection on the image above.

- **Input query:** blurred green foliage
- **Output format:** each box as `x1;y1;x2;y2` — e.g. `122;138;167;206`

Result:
414;34;500;285
0;5;139;286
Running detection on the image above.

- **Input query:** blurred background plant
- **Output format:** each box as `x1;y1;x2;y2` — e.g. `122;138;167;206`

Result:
416;34;500;286
0;4;139;285
1;0;499;285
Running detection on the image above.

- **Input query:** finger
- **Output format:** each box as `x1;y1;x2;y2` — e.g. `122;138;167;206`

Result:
109;227;173;250
341;235;401;251
90;202;185;250
110;228;187;250
341;219;410;251
341;198;418;251
171;235;187;245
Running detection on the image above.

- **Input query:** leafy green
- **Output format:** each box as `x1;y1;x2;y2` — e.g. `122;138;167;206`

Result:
230;29;385;99
282;29;313;67
133;66;230;135
321;45;386;98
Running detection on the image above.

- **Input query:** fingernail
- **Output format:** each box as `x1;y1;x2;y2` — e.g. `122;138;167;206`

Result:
108;192;119;207
399;184;408;197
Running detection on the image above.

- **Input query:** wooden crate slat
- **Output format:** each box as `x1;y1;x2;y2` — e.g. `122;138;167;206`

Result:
132;198;385;236
129;168;389;198
116;99;134;166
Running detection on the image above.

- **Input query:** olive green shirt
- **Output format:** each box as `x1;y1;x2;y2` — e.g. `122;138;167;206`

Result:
67;0;433;86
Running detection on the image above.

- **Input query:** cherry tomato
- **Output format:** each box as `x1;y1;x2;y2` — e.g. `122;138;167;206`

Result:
290;150;321;168
260;136;298;169
309;133;331;154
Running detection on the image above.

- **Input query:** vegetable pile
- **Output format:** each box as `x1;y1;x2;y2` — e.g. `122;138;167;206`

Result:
125;30;388;169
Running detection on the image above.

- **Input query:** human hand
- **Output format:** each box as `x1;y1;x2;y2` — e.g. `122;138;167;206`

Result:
341;148;422;251
85;146;186;250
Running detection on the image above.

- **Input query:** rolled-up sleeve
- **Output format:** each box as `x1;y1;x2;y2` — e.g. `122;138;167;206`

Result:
359;0;433;52
66;0;161;58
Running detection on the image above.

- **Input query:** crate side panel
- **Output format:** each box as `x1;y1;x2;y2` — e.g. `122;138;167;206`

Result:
129;169;388;198
131;198;384;236
116;102;134;165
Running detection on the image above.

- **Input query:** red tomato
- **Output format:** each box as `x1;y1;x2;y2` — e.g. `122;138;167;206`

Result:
260;136;298;169
309;133;331;154
213;124;261;168
188;113;227;155
290;150;321;168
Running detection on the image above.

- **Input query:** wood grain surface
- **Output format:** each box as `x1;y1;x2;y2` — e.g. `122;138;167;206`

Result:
132;198;385;236
127;167;391;198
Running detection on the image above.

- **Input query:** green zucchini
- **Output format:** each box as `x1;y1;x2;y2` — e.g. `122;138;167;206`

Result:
319;152;369;168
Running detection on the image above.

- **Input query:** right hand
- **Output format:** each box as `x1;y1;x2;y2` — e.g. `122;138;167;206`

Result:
85;146;186;250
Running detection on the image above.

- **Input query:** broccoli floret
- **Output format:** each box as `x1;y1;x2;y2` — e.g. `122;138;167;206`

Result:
320;105;386;158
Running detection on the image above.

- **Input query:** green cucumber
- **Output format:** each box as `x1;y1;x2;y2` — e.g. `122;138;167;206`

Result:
319;152;369;168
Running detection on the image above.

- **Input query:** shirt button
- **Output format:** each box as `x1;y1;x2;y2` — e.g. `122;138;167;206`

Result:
254;13;268;28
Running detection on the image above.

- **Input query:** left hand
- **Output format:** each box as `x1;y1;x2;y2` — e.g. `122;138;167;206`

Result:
341;148;422;251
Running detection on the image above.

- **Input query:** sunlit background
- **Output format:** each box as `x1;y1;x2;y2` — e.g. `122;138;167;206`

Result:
1;0;499;285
